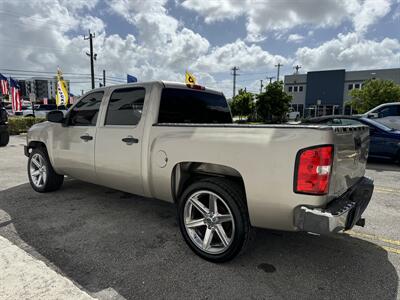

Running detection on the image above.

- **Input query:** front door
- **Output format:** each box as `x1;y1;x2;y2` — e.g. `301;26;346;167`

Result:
52;91;104;183
95;87;146;195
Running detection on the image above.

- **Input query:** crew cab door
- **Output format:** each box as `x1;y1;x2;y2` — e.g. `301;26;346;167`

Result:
52;91;104;183
94;87;146;195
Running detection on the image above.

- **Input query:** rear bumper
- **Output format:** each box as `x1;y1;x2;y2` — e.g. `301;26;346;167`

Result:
294;176;374;234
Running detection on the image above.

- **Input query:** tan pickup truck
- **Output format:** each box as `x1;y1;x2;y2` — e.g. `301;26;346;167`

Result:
25;81;374;262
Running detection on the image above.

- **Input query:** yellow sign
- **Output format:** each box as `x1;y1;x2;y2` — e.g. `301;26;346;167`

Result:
185;71;197;85
56;68;69;107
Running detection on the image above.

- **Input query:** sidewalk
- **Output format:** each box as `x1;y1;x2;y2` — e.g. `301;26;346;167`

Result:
0;235;94;300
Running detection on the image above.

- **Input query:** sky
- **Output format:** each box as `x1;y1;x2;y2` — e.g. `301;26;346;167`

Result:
0;0;399;97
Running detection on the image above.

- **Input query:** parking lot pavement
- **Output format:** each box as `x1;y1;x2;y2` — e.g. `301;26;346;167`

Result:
0;135;399;299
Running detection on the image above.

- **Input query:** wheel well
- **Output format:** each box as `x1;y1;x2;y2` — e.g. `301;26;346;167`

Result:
27;141;48;155
171;162;247;205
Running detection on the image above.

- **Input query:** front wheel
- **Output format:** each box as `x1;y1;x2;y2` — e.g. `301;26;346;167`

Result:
0;130;9;147
28;148;64;192
178;178;250;262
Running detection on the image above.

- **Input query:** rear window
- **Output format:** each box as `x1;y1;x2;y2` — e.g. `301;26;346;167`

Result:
158;88;232;124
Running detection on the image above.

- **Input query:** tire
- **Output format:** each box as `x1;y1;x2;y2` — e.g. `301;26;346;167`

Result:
28;148;64;192
178;177;250;262
0;130;9;147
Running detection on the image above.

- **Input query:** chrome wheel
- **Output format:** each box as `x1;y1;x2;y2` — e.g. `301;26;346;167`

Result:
184;190;235;254
29;153;47;188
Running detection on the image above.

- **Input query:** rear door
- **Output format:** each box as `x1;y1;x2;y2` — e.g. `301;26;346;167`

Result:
52;91;104;183
95;87;146;195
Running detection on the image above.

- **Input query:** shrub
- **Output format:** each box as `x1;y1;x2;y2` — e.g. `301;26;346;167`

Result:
8;117;46;135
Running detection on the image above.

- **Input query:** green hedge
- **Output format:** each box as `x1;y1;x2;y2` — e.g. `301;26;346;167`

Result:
8;117;46;135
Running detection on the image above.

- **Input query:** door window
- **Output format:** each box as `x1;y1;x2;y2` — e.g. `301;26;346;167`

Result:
105;88;145;126
68;92;104;126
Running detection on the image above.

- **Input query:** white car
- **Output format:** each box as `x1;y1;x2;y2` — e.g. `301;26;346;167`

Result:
362;102;400;130
363;102;400;119
286;108;300;121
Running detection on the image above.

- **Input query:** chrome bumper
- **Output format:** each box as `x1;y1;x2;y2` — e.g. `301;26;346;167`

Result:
294;177;374;234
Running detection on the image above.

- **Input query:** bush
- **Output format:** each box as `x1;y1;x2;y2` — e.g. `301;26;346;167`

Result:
8;117;46;135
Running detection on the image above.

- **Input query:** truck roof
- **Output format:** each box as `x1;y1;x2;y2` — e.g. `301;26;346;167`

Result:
87;81;224;96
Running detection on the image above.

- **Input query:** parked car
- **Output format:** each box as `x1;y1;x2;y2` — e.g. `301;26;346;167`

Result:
303;115;400;163
25;81;374;262
0;102;9;146
362;102;400;119
286;107;300;121
23;104;60;118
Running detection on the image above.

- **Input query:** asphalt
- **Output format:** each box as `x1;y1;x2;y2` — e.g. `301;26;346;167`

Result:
0;135;399;299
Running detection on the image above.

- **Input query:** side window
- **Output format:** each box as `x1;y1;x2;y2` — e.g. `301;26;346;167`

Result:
68;91;104;126
105;88;145;126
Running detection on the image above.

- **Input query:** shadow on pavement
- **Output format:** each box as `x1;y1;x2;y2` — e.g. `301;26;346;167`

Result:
367;159;400;172
0;180;398;299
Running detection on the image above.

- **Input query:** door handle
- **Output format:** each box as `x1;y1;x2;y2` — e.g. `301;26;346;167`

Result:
122;136;139;145
80;134;93;142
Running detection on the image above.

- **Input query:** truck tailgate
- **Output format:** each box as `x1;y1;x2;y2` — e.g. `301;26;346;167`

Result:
330;126;370;197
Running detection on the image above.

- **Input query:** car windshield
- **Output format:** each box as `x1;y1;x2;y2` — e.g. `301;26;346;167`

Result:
361;118;394;131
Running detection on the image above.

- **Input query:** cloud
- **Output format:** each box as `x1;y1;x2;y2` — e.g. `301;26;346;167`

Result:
287;34;305;43
295;32;400;71
191;39;290;73
179;0;394;40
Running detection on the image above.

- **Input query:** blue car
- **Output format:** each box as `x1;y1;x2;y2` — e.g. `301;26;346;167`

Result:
303;116;400;163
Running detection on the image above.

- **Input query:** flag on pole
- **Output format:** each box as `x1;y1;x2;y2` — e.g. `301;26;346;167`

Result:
127;74;137;83
0;73;9;95
56;68;69;107
185;71;196;85
9;77;22;112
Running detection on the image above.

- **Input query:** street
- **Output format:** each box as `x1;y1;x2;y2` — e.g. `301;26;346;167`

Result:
0;135;399;299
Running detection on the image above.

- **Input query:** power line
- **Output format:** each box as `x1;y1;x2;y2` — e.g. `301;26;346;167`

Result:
84;30;96;89
231;66;239;98
275;63;283;82
266;76;275;84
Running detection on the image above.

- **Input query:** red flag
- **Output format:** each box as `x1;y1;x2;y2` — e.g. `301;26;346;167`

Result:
12;87;21;112
1;80;8;95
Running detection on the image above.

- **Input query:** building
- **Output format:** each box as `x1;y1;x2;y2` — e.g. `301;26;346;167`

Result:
23;77;70;102
284;68;400;117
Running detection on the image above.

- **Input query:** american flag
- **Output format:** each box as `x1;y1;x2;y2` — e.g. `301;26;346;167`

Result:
9;77;22;112
0;73;8;95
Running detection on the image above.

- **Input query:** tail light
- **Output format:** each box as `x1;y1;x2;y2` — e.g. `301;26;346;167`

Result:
294;145;333;195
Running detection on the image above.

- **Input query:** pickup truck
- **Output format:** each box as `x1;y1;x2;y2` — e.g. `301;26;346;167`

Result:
25;81;374;262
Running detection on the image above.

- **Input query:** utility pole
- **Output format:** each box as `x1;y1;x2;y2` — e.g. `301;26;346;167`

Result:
103;69;106;86
275;63;283;82
231;66;239;98
81;89;84;95
84;30;96;89
259;79;263;93
266;76;275;84
294;65;302;74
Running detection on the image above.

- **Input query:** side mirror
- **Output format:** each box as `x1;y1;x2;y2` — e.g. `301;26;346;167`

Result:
367;113;378;119
47;110;64;123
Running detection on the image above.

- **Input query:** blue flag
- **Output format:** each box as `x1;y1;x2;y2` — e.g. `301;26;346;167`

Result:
127;74;137;83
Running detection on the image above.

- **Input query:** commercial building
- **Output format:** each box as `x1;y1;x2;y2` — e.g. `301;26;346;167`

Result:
284;68;400;117
22;77;70;102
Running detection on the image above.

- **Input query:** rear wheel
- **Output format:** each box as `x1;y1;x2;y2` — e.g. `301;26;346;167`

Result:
28;148;64;192
178;178;250;262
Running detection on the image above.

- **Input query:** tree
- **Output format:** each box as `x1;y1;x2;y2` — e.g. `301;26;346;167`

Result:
229;89;254;120
349;79;400;113
256;81;292;123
